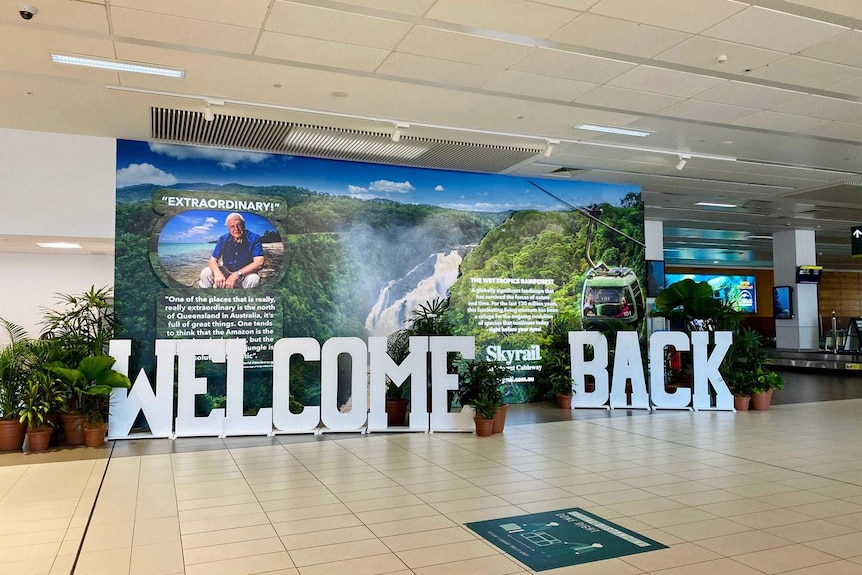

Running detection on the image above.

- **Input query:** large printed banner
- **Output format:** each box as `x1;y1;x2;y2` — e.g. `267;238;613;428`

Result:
114;140;646;434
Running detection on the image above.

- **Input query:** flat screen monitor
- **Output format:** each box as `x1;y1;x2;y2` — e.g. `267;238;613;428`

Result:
773;286;793;319
796;265;822;284
646;260;665;297
665;273;757;313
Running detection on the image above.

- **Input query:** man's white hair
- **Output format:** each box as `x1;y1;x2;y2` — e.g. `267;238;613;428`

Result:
225;212;245;225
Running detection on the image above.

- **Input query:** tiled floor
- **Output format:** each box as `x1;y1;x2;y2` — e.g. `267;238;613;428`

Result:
5;397;862;574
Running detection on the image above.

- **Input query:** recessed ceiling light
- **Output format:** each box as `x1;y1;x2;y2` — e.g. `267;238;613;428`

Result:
695;202;738;208
746;235;773;240
576;124;651;137
37;242;82;249
50;53;184;78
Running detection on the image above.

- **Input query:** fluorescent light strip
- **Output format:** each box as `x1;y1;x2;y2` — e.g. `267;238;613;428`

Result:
37;242;81;249
695;202;738;208
52;54;184;78
576;124;651;137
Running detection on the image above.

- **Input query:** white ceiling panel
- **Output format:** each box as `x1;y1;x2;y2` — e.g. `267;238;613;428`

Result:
482;71;597;102
110;0;270;29
693;81;806;110
376;52;503;89
110;8;260;54
2;0;862;269
576;86;683;114
733;110;831;133
800;30;862;68
746;55;862;89
510;48;636;84
783;0;862;20
805;121;862;141
771;95;862;124
394;27;531;67
331;0;437;17
550;14;691;58
425;0;581;39
608;66;725;98
702;6;847;53
658;100;760;124
0;1;108;33
266;2;411;50
588;0;747;34
256;32;391;72
655;37;785;75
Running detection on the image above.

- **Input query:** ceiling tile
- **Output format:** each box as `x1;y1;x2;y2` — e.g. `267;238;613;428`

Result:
655;37;785;76
733;111;830;133
702;6;847;53
658;100;760;124
266;2;411;50
772;95;862;124
531;0;601;10
550;13;691;58
510;48;635;84
805;121;862;141
608;66;725;98
693;81;805;110
256;32;390;72
782;0;862;19
375;52;501;89
800;30;862;68
425;0;580;39
0;0;110;32
110;0;270;29
482;71;597;102
395;27;531;67
0;26;117;81
329;0;437;16
589;0;747;34
576;86;683;114
110;8;259;54
832;78;862;97
747;55;862;89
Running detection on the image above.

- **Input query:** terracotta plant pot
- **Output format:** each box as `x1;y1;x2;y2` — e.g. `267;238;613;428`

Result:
83;423;107;448
474;417;494;437
556;393;573;410
0;419;25;451
46;413;62;446
750;389;773;411
734;395;751;411
26;427;53;452
61;413;86;445
492;404;508;434
385;398;409;427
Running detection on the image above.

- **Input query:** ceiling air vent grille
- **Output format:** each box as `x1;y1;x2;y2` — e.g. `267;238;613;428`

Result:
151;107;542;173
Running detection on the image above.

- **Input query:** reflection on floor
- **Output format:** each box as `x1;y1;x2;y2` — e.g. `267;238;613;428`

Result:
2;373;862;574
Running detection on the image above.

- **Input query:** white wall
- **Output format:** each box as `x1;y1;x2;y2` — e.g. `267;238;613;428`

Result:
0;128;116;342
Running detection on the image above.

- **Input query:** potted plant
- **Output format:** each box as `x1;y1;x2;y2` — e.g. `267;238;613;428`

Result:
48;355;131;447
751;368;784;411
722;328;765;411
549;356;574;409
456;357;506;436
0;319;29;451
19;372;64;452
384;379;409;427
40;286;119;444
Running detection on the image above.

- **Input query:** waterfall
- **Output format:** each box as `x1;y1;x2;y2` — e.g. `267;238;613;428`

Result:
365;246;472;336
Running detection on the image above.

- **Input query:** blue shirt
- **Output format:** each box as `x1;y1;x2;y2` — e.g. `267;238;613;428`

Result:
211;230;263;272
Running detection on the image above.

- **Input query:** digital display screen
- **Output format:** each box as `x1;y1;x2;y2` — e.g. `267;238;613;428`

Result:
773;286;793;319
796;266;822;284
665;273;757;313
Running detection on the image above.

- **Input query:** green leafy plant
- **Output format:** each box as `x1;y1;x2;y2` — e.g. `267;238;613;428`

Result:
40;286;118;367
48;356;131;424
456;357;507;419
652;279;738;332
753;368;785;394
723;328;767;397
0;319;30;420
19;372;64;431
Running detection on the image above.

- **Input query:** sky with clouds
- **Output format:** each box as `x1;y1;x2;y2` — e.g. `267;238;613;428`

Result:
117;140;638;212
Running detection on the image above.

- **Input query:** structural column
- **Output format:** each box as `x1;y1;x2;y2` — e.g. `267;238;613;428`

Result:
773;229;818;350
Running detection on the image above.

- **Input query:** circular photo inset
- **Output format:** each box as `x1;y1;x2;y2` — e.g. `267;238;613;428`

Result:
156;210;284;288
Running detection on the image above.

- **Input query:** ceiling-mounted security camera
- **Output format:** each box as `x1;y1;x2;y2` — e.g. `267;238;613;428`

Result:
18;4;37;19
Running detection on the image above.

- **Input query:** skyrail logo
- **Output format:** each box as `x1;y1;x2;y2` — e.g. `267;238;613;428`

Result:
485;345;541;365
